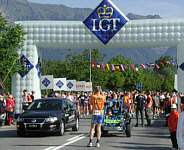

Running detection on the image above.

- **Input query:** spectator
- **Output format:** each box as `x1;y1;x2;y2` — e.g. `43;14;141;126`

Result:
30;91;35;101
6;95;15;126
168;104;180;149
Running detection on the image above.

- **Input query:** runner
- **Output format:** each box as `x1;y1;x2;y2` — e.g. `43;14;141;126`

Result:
87;86;106;148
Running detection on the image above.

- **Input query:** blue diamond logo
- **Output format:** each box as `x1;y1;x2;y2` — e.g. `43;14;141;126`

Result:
18;55;34;78
67;82;74;89
56;80;64;88
42;78;51;87
83;0;129;44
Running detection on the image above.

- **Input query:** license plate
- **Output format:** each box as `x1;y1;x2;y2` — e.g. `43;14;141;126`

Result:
29;124;37;128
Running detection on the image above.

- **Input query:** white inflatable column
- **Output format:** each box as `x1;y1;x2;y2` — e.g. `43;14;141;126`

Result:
12;44;41;114
177;43;184;112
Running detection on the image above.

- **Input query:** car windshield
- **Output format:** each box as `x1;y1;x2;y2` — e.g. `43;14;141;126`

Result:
27;100;61;111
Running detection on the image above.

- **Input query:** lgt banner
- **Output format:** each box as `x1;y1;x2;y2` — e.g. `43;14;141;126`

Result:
66;80;76;91
83;0;129;44
40;75;53;90
53;78;67;91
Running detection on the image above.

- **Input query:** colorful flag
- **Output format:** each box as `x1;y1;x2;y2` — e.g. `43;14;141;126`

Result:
120;64;125;71
146;64;151;67
160;62;165;67
165;61;171;65
106;64;110;71
130;64;135;70
115;65;120;71
156;64;160;69
150;64;156;68
124;64;128;69
96;63;100;69
140;64;146;69
91;62;95;70
102;63;106;70
111;64;115;71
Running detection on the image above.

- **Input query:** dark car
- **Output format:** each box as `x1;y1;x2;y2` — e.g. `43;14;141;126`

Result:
16;98;79;136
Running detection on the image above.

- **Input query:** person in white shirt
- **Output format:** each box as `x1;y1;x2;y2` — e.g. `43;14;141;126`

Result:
177;94;184;150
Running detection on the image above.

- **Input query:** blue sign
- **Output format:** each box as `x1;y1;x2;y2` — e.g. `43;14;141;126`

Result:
42;78;51;87
137;83;142;90
56;80;64;88
67;82;74;89
83;0;129;44
18;55;34;78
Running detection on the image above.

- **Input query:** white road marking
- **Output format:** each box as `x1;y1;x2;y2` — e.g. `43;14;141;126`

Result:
43;147;56;150
44;133;89;150
66;134;86;141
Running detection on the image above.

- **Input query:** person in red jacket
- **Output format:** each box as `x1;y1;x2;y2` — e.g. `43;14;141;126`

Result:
6;95;15;126
168;104;180;149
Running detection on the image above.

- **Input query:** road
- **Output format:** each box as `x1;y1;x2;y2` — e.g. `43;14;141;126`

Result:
0;117;172;150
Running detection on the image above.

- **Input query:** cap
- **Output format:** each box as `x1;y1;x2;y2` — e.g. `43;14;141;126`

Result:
171;104;177;109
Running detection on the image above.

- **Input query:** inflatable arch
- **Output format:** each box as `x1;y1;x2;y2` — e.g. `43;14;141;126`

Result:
13;19;184;113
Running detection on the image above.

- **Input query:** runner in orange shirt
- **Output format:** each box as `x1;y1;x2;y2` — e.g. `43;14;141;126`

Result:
87;86;106;148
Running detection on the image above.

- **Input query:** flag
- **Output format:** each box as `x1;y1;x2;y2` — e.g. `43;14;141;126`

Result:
156;64;160;69
115;65;120;71
150;64;156;68
106;64;110;71
140;64;146;69
111;64;115;71
120;64;125;71
91;62;95;70
102;63;105;70
171;60;177;66
146;64;151;67
165;61;171;65
160;62;165;67
124;64;128;69
96;63;100;69
135;67;139;71
130;64;135;70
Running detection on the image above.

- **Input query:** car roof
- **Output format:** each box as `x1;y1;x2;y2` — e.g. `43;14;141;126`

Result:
34;97;66;101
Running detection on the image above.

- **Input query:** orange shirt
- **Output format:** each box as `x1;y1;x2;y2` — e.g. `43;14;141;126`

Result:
89;93;106;113
168;111;180;132
124;95;130;107
145;95;153;108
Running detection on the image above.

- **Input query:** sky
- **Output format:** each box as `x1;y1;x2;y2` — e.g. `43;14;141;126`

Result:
28;0;184;19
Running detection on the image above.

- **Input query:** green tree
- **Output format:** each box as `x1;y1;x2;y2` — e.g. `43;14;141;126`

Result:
0;13;26;92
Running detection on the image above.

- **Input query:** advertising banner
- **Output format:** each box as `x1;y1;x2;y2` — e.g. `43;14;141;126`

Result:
66;80;76;91
76;81;86;91
85;82;93;92
40;75;53;90
53;78;67;91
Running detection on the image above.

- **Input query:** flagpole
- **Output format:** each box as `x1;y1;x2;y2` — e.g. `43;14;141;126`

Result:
90;49;92;82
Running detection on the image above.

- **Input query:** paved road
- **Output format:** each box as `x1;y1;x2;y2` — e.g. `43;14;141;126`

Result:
0;117;172;150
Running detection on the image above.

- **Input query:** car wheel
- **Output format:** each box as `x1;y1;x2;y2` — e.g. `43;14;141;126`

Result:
17;131;25;137
72;117;79;131
125;124;131;137
58;121;64;136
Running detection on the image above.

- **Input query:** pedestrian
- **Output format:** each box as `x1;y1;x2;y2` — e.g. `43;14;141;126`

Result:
6;95;15;126
168;104;180;150
177;95;184;150
145;92;153;126
87;86;106;148
135;91;146;127
30;91;35;101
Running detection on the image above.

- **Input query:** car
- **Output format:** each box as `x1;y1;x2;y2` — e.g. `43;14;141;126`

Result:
101;99;132;137
16;98;79;136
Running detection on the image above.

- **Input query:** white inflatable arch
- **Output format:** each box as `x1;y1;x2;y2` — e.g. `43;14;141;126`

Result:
13;19;184;113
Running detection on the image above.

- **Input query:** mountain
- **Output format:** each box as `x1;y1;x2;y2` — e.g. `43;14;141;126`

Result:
0;0;176;63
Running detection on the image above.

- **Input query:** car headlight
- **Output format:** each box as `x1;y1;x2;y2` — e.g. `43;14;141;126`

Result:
45;117;57;123
17;117;24;122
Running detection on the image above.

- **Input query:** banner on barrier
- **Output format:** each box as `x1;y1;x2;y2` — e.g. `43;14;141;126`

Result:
76;81;86;91
40;75;53;90
53;78;67;91
66;80;76;91
85;82;93;91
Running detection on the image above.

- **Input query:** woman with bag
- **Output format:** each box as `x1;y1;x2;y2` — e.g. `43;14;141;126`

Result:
6;95;15;126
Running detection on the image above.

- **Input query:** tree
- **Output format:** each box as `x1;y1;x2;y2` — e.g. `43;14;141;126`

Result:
0;13;26;92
